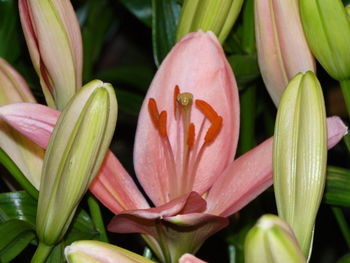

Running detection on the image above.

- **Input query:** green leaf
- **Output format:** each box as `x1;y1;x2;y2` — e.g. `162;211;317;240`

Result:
116;89;144;116
0;219;35;263
338;253;350;263
119;0;152;26
80;0;118;81
46;242;65;263
152;0;181;66
228;55;260;87
0;0;21;62
325;166;350;207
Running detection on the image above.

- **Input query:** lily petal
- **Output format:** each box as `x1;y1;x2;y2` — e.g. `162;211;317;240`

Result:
134;31;239;206
179;254;207;263
206;117;347;217
0;102;149;211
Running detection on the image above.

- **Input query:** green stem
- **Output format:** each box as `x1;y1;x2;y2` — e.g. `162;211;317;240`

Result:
340;79;350;118
87;194;108;242
31;242;53;263
0;148;38;199
331;206;350;249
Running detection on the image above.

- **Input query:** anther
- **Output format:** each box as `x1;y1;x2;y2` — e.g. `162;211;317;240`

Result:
187;123;195;148
204;116;223;144
195;100;219;123
159;111;168;137
174;85;180;119
148;98;160;128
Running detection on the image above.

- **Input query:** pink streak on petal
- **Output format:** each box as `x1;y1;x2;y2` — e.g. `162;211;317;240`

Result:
180;254;207;263
134;31;239;206
90;152;150;214
326;116;348;148
206;117;347;217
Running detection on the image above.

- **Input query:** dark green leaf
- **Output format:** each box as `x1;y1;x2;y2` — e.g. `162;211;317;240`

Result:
0;191;37;225
46;242;65;263
228;55;260;87
240;0;255;54
97;64;154;92
0;0;21;62
119;0;152;26
152;0;181;66
116;89;144;116
325;166;350;206
0;148;39;199
80;0;119;81
0;219;35;263
338;253;350;263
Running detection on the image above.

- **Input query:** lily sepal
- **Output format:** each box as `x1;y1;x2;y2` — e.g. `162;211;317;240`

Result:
273;71;327;256
36;80;117;247
244;214;306;263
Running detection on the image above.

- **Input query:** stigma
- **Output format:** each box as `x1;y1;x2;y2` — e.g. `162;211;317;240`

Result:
148;85;223;201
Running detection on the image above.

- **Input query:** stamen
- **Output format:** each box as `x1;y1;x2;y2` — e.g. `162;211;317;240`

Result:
159;111;168;137
148;98;159;128
195;100;219;123
187;123;195;148
204;116;223;144
174;85;180;119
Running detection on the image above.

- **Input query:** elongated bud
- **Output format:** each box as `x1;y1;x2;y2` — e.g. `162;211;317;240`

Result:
36;80;117;246
273;72;327;256
19;0;83;110
0;57;43;189
244;214;306;263
300;0;350;81
255;0;315;106
65;240;154;263
176;0;244;43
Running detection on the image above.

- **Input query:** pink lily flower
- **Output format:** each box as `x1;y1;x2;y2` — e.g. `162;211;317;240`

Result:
0;32;346;263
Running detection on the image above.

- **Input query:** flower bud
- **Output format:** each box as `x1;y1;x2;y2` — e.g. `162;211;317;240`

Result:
176;0;244;43
0;57;43;189
19;0;83;110
273;72;327;256
65;240;154;263
36;80;117;245
255;0;315;106
300;0;350;81
244;214;306;263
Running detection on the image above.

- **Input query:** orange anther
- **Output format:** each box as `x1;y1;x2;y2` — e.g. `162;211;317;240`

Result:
204;116;223;144
148;98;160;128
195;100;219;123
159;111;168;137
174;85;180;118
187;123;195;148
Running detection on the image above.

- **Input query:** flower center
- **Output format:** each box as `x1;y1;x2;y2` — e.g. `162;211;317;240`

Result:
148;85;223;201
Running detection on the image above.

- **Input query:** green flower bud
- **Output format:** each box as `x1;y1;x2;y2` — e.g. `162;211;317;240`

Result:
300;0;350;80
65;240;154;263
36;80;117;246
176;0;244;43
244;214;306;263
273;72;327;256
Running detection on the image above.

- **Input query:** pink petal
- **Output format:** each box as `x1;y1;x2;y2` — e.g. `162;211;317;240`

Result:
0;103;149;212
90;152;150;214
134;31;239;206
206;117;347;217
180;254;207;263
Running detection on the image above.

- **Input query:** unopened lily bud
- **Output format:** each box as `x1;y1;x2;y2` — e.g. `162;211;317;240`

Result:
176;0;244;43
65;240;154;263
244;214;306;263
273;72;327;256
36;80;117;246
300;0;350;81
0;57;43;189
255;0;315;106
19;0;82;110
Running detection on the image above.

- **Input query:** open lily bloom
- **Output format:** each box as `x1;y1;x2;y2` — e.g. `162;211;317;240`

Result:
0;32;346;263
